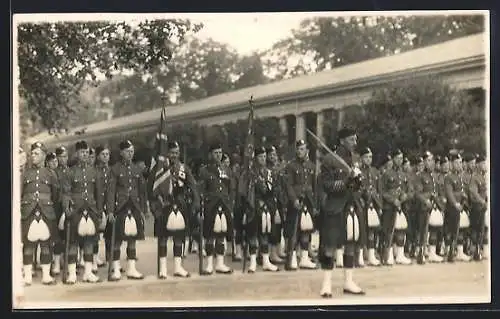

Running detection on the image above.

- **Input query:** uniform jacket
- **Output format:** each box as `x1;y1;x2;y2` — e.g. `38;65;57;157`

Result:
106;160;147;215
380;167;406;211
360;164;382;210
96;163;111;212
435;171;449;212
199;162;236;214
21;165;60;220
468;171;487;212
284;157;317;211
318;145;357;215
414;169;438;213
268;161;288;209
444;171;467;213
254;165;277;214
62;162;105;214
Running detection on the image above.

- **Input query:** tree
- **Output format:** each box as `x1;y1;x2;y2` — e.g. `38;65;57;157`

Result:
17;19;203;131
262;15;485;80
327;76;486;166
233;53;269;89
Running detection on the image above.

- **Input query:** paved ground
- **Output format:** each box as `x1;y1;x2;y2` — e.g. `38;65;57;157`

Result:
15;237;490;308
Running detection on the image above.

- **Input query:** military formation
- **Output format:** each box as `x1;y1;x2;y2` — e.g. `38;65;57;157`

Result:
18;126;489;298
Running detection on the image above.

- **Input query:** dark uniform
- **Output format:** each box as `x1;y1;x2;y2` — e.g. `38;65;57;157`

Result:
468;155;487;260
406;157;423;257
148;141;200;278
435;156;449;256
21;142;60;285
95;146;111;267
462;153;476;254
106;140;147;280
283;140;318;271
444;153;471;262
198;143;235;275
61;141;105;284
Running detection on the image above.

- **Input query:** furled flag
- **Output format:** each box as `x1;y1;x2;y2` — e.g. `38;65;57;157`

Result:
149;107;173;198
238;96;255;209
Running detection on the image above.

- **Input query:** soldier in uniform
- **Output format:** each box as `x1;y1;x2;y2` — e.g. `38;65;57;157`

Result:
318;128;365;297
444;153;471;262
106;140;148;281
60;141;104;284
267;145;287;264
414;151;444;264
198;142;235;275
461;153;476;254
149;141;200;278
359;147;382;267
283;140;318;271
380;149;412;266
45;152;58;170
93;145;111;270
468;154;488;261
407;157;424;258
51;146;70;276
89;148;96;166
435;156;450;256
21;142;60;286
231;152;244;261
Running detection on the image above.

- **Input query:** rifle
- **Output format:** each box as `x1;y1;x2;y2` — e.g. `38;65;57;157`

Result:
63;219;71;283
107;217;116;281
242;209;248;273
198;195;204;275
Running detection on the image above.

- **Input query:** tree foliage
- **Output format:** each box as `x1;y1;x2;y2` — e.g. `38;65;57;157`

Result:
262;15;485;80
325;77;486;166
17;19;203;130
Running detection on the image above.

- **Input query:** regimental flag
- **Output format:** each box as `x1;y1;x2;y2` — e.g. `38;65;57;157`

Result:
149;107;173;198
238;96;255;209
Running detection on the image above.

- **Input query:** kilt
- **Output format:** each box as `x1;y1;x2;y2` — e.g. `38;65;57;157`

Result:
318;212;343;258
283;200;316;239
245;201;276;238
67;206;101;244
154;204;188;238
203;201;233;238
21;206;58;244
104;200;145;241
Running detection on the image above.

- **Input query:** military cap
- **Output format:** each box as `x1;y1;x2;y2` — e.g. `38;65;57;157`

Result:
414;157;424;165
422;150;433;160
89;147;95;155
476;154;486;163
31;141;46;152
338;127;356;140
403;157;410;165
46;152;56;161
391;148;403;158
463;152;476;163
222;153;230;162
440;156;449;165
208;142;222;152
359;147;372;156
119;140;133;150
266;146;277;154
75;140;89;151
167;141;180;150
55;146;67;156
449;153;462;162
295;140;306;147
95;145;109;156
255;146;266;156
381;154;392;166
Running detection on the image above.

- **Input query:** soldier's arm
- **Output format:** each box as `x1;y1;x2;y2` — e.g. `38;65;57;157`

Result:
468;175;486;207
444;175;459;208
49;169;61;206
405;175;415;202
284;163;297;203
94;169;105;212
414;175;429;206
138;172;147;215
106;166;117;215
380;172;399;206
186;167;201;211
61;169;72;212
319;165;345;193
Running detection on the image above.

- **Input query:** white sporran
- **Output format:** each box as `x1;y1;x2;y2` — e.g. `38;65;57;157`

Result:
459;210;470;228
124;212;138;236
428;207;444;227
394;211;408;230
27;214;50;242
367;207;380;228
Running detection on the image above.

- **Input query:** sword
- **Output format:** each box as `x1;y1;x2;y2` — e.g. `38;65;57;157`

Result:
107;217;116;281
306;129;352;174
198;195;204;275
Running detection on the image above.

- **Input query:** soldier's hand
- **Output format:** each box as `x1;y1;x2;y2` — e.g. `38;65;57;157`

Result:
293;199;301;210
425;199;432;209
400;194;408;203
455;203;462;211
65;209;72;217
108;213;116;223
393;199;401;208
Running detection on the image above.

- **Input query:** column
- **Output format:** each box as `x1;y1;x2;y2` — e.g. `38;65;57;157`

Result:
315;111;324;173
279;116;288;140
336;109;345;130
295;113;306;142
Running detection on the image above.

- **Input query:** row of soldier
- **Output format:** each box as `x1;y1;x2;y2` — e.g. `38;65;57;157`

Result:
18;127;488;297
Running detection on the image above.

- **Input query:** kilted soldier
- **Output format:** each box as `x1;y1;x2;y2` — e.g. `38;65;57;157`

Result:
21;142;60;286
267;145;287;264
221;153;234;254
51;146;70;276
60;141;104;284
359;147;382;267
106;140;147;281
199;143;235;275
93;146;111;270
244;146;280;273
414;151;444;264
318;128;365;297
444;153;471;262
462;153;476;254
45;152;58;170
407;157;424;258
380;149;412;266
149;141;200;278
435;156;450;256
283;140;318;271
468;154;488;261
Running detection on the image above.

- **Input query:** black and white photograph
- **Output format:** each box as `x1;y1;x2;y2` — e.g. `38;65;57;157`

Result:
12;11;490;309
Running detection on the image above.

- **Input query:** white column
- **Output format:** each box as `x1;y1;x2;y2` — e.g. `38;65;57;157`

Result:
279;116;288;140
315;111;324;173
295;113;306;142
337;109;345;130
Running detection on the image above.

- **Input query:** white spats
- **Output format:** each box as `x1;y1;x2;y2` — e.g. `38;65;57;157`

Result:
395;246;412;265
262;253;278;272
124;214;138;237
52;255;61;275
27;218;51;242
335;249;344;268
173;257;189;277
299;250;316;269
427;245;443;263
290;251;298;269
158;257;168;278
215;254;231;273
126;259;144;279
248;254;257;273
270;246;284;264
67;263;77;284
386;247;395;265
111;261;121;280
23;265;33;286
94;254;104;267
456;245;472;262
77;213;97;236
320;269;333;297
82;262;100;283
343;268;364;295
205;255;214;274
357;249;365;267
41;264;55;284
367;248;380;266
